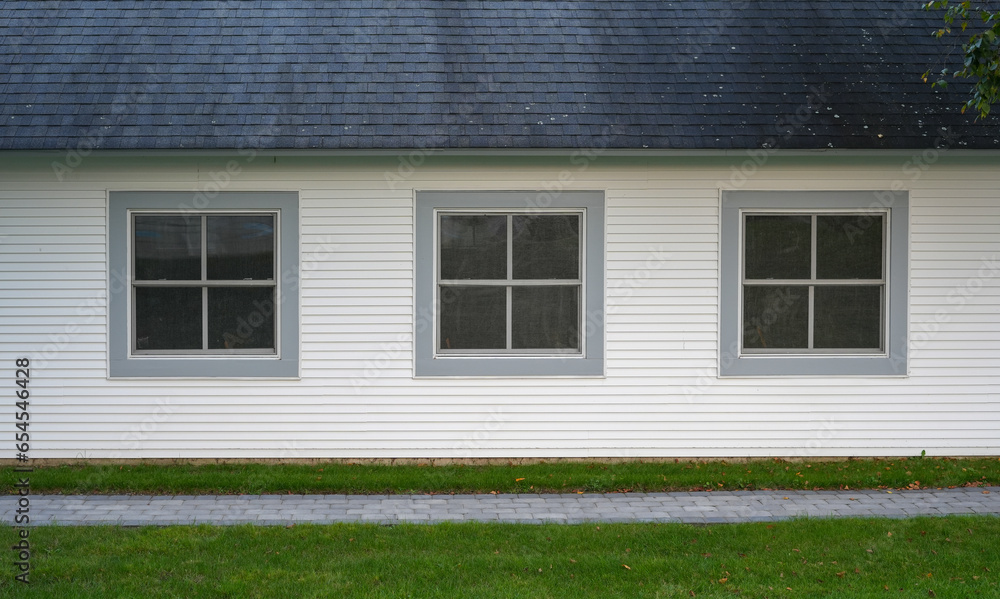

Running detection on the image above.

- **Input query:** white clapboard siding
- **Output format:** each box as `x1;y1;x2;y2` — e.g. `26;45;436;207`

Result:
0;155;997;459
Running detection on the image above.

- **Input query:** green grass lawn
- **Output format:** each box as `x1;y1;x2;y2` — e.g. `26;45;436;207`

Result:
2;516;997;598
7;457;999;495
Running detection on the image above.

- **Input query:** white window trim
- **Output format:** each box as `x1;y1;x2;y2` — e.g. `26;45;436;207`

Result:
415;191;605;377
109;191;299;378
720;190;908;377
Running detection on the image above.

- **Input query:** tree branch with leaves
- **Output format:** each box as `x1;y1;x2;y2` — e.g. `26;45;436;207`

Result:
922;1;1000;118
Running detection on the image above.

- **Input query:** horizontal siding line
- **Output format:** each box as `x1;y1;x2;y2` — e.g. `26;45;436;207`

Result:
301;235;412;244
300;245;413;253
0;273;105;281
301;225;413;233
607;215;719;224
608;243;717;252
0;265;105;273
300;291;412;298
0;253;105;260
27;410;999;421
0;194;106;201
297;270;414;278
0;316;107;325
1;244;105;251
302;383;1000;393
302;298;411;306
24;441;1000;451
608;236;718;244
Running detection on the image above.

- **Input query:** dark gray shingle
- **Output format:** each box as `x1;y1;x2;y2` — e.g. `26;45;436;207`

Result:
0;0;997;151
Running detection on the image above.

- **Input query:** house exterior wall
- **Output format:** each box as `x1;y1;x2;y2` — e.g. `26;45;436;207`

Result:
1;152;998;459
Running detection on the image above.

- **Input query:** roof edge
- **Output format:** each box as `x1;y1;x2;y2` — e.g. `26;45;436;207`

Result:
3;148;1000;159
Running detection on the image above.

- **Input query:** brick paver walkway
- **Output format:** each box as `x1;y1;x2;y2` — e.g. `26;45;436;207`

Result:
4;487;998;526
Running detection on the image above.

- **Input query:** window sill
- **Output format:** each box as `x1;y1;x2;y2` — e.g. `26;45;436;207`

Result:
719;353;907;377
109;357;298;379
415;356;604;377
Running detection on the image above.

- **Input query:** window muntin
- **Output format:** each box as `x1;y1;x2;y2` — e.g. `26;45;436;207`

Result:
436;211;583;355
414;191;604;378
109;191;299;378
131;212;278;355
719;190;908;378
741;212;886;354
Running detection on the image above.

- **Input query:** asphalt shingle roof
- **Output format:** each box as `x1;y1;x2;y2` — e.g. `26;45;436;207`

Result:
1;0;998;151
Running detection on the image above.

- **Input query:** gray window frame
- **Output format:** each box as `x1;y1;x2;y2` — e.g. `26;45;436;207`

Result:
109;191;299;378
415;191;605;377
720;191;908;377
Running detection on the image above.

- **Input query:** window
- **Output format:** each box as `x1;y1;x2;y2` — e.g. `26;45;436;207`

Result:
415;191;604;376
720;191;908;376
109;192;299;377
438;212;582;353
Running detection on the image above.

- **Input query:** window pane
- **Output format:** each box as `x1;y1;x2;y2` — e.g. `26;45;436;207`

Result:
439;215;507;280
814;286;883;349
207;215;275;281
134;215;201;281
742;285;809;349
512;286;580;350
439;286;506;350
512;215;580;279
207;287;276;350
134;287;202;350
816;214;884;280
744;215;811;280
